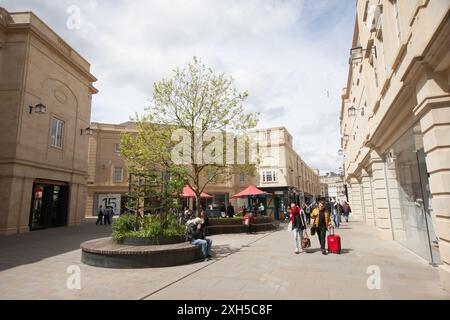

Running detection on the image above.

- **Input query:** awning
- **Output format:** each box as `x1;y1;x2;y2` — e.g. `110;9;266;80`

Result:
181;185;213;198
231;185;270;199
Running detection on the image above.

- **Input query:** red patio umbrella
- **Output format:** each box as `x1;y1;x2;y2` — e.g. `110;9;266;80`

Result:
181;185;213;198
231;185;270;199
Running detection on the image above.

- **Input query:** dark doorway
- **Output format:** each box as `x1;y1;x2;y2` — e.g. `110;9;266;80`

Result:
29;182;69;231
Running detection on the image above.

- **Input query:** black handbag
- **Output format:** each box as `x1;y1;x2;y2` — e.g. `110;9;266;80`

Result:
310;225;316;236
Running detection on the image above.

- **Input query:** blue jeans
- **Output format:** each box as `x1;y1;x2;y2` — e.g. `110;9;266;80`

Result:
292;228;304;251
343;212;349;222
332;214;340;229
192;238;212;258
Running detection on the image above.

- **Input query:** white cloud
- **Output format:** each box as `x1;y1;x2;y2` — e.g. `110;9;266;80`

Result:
2;0;354;172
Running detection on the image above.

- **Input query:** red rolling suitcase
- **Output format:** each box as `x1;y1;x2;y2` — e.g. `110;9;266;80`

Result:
327;227;341;254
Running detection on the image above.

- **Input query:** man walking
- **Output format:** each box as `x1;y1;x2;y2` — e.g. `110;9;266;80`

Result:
96;205;105;225
103;206;112;225
226;203;235;218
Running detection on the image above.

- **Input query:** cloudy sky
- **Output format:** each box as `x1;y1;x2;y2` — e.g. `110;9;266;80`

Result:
3;0;355;173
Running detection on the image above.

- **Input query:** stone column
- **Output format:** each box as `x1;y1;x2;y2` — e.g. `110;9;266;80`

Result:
413;64;450;291
417;102;450;292
349;177;364;222
369;150;394;240
361;169;375;226
0;175;33;235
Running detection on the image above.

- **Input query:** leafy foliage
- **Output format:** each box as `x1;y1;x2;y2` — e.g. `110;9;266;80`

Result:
112;213;185;242
120;57;260;213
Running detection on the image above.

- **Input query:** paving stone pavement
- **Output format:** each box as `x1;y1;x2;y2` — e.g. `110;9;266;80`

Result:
0;218;449;300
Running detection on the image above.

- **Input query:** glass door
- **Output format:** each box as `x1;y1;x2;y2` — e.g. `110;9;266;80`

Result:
386;123;440;263
29;182;69;230
416;148;441;265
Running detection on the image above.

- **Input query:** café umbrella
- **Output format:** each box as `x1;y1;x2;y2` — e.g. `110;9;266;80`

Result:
180;185;213;198
231;185;270;199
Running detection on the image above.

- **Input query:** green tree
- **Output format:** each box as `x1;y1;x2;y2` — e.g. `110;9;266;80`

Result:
122;57;259;214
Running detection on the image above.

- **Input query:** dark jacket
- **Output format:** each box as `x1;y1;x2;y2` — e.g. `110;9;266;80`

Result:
187;223;204;241
226;205;235;217
290;207;307;230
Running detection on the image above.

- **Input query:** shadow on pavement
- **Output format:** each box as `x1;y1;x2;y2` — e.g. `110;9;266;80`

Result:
0;219;112;271
304;248;354;255
211;244;240;259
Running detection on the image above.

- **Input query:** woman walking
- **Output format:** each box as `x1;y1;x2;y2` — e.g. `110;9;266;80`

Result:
340;200;351;223
311;199;332;255
289;203;307;254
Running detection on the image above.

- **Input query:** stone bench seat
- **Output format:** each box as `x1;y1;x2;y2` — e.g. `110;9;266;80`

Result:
81;237;201;268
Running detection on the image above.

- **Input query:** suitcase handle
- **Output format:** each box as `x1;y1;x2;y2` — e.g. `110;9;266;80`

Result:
329;226;335;236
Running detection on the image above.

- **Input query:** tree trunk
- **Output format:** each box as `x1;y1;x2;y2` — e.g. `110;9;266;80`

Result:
196;193;201;216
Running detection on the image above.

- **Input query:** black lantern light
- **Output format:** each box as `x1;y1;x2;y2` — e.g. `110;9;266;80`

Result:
29;103;47;114
80;127;93;135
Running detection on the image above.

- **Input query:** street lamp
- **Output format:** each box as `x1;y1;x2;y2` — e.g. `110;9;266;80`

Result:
350;45;377;64
342;134;355;142
28;103;47;114
348;106;364;117
80;127;93;135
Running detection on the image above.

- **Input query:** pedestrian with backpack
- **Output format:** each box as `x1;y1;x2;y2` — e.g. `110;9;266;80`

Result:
340;200;351;223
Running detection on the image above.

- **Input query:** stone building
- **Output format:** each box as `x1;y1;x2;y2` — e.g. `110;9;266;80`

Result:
85;123;320;220
320;171;347;200
85;122;259;218
0;8;97;234
340;0;450;290
254;127;321;210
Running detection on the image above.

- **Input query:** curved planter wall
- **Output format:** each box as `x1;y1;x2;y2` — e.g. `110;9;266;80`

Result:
81;237;201;269
122;235;186;246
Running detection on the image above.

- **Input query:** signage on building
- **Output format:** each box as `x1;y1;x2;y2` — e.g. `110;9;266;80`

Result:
98;194;121;215
328;187;337;198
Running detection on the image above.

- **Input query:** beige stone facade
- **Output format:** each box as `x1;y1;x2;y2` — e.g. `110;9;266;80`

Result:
0;8;97;234
320;172;346;200
85;124;320;220
254;127;321;205
340;0;450;291
85;122;259;217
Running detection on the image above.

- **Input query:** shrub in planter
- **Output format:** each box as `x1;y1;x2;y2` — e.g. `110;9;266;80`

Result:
112;213;185;243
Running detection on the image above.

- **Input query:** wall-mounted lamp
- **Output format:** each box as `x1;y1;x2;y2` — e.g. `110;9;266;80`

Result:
348;106;365;117
80;127;93;135
28;103;47;114
349;45;377;64
342;134;356;142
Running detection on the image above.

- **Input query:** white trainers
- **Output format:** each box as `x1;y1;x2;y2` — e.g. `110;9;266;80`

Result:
295;248;299;254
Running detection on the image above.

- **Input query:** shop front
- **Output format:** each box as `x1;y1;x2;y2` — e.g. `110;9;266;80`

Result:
385;123;441;265
29;180;69;231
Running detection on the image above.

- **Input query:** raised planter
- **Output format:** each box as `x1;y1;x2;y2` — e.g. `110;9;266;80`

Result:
81;237;201;269
207;217;279;235
122;235;186;246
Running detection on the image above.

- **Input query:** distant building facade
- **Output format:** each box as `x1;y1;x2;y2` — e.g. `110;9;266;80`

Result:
0;8;97;234
85;124;320;220
340;0;450;290
320;172;346;200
